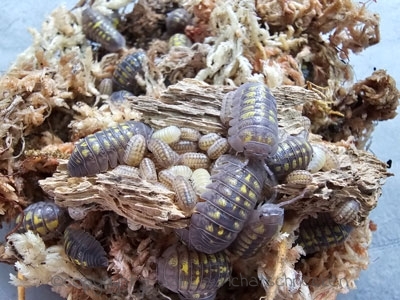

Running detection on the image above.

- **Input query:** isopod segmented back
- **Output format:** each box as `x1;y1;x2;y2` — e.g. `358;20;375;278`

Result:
157;243;231;300
228;203;284;259
265;135;313;182
112;50;146;95
188;154;267;254
16;201;71;237
224;82;279;159
81;7;126;52
68;121;153;177
295;213;353;255
64;227;108;268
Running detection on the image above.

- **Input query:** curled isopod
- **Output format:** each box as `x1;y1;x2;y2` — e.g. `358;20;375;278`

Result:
147;138;179;168
123;134;146;167
331;199;360;225
179;152;210;169
173;175;197;213
151;126;181;144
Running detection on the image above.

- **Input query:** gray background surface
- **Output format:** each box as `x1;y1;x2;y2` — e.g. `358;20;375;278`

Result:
1;1;399;299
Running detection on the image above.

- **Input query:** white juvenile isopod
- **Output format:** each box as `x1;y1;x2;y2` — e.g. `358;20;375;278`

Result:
173;175;198;214
198;133;221;151
139;157;158;182
207;137;230;160
168;165;193;179
151;126;181;144
307;144;327;173
190;168;211;196
179;127;201;142
123;134;147;167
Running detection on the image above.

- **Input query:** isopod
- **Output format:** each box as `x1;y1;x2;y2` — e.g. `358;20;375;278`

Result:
165;8;191;34
112;50;146;95
207;137;230;160
179;152;210;169
179;127;201;142
187;154;267;254
157;243;231;300
173;175;197;213
81;7;126;52
331;199;360;225
139;157;158;182
123;134;147;167
295;213;353;255
198;133;221;151
67;121;153;177
16;201;71;237
151;126;181;145
147;138;180;168
228;203;284;259
224;82;279;159
64;227;108;267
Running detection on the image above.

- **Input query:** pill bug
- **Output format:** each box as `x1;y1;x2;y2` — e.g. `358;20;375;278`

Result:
109;90;134;104
147;138;180;168
112;50;146;95
228;203;284;259
68;121;153;177
173;175;198;214
265;135;313;182
285;170;313;186
123;134;147;167
15;201;71;237
139;157;158;182
179;152;211;169
179;127;201;142
207;137;230;160
165;8;192;34
81;7;126;52
168;33;193;48
198;133;221;151
331;199;360;225
171;140;199;154
190;168;211;196
157;243;231;300
97;78;113;96
64;227;108;267
224;82;279;159
151;126;181;145
188;154;267;254
295;213;353;255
